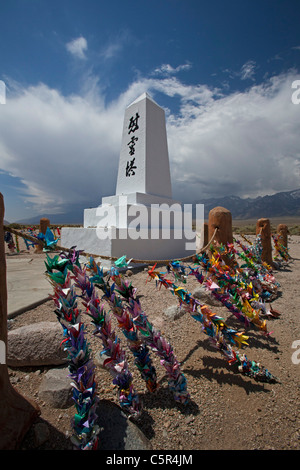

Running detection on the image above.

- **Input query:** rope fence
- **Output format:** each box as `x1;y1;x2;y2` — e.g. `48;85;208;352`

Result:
3;224;219;265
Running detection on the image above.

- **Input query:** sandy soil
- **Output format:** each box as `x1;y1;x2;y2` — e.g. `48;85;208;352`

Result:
4;234;300;451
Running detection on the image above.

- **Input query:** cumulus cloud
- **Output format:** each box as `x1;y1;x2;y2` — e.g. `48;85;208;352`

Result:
0;70;299;218
66;36;88;59
164;72;300;201
0;82;123;214
152;63;192;76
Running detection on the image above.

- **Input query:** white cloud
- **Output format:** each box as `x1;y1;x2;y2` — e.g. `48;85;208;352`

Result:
164;73;300;201
99;31;132;61
0;82;123;214
152;63;192;76
100;41;122;60
239;60;256;80
66;36;88;59
222;60;257;82
0;70;299;218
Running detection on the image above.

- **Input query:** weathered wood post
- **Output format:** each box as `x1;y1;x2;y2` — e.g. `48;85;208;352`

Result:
277;223;289;248
256;218;273;266
35;217;50;253
0;193;40;449
40;217;50;235
208;206;235;265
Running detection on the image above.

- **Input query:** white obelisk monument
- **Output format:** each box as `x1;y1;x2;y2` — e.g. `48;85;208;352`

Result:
61;93;197;262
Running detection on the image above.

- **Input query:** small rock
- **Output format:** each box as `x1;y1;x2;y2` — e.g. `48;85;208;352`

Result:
192;286;221;307
7;321;68;367
94;352;112;370
96;400;152;450
185;416;194;424
126;270;133;277
33;422;50;448
10;376;20;384
38;367;73;408
164;305;185;321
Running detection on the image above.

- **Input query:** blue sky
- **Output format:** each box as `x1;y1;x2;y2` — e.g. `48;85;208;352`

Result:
1;0;300;221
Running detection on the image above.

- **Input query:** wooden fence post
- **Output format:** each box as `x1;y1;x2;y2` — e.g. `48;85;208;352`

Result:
277;224;289;248
256;218;273;266
35;217;50;253
0;193;40;449
208;206;234;265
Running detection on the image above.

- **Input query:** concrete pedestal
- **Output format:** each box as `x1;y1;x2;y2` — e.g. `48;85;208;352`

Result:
62;226;196;262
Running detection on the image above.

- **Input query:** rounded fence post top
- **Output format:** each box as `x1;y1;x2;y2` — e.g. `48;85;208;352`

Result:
256;217;270;224
256;218;271;232
209;206;232;215
277;223;288;231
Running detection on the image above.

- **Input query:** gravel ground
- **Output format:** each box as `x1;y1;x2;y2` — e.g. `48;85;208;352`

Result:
5;235;300;451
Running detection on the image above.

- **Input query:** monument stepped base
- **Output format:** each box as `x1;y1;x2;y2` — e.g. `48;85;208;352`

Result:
61;226;196;263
